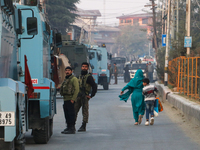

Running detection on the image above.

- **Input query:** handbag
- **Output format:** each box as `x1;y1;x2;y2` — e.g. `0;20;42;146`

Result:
157;97;163;112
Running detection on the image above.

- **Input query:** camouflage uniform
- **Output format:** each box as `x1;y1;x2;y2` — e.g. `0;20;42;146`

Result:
75;73;91;123
60;75;79;133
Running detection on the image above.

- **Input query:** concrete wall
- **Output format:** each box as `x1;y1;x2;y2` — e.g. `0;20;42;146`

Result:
155;82;200;126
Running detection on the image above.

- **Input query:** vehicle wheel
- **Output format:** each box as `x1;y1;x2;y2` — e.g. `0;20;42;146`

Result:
15;141;25;150
0;140;14;150
33;118;50;144
49;119;53;137
103;82;109;90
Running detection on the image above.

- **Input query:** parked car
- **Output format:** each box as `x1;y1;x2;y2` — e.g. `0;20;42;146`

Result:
128;62;157;82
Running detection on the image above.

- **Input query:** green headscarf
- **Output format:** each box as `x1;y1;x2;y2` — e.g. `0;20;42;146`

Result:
119;69;144;102
127;69;144;89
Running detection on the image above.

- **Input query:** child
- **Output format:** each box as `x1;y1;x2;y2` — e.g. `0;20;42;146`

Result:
142;78;158;126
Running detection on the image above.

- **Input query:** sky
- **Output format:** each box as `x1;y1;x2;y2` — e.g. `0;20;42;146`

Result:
76;0;152;26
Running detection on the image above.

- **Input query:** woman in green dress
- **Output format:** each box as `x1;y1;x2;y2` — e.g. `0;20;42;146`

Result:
119;69;145;125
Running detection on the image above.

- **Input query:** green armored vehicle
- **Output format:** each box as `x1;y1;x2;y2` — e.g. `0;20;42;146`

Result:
60;36;90;77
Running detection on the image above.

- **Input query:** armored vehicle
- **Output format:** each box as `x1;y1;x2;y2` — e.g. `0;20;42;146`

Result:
89;44;111;90
60;37;89;77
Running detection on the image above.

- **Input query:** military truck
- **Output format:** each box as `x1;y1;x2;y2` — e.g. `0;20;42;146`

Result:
60;36;90;77
88;44;111;90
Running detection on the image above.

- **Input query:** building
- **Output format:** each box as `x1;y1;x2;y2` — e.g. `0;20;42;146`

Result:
116;13;152;34
68;8;120;53
91;26;120;53
67;8;101;42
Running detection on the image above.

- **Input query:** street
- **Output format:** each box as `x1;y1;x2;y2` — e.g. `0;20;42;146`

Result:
25;80;200;150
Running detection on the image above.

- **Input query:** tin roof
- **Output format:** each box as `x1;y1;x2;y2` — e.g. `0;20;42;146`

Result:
76;8;101;17
116;13;152;19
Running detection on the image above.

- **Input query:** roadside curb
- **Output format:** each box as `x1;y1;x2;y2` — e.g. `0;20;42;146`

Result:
155;81;200;126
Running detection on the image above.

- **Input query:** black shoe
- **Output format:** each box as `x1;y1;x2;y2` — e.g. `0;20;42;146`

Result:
61;127;68;134
78;122;86;132
62;130;75;134
62;127;75;134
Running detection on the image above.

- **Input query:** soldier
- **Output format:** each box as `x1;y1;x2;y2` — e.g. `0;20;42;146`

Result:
75;62;97;132
108;64;113;84
114;63;118;84
60;66;79;134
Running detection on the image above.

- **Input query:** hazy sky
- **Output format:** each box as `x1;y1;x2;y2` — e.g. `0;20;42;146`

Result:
76;0;151;26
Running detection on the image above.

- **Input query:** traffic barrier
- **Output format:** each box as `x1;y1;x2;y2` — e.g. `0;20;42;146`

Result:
168;56;200;100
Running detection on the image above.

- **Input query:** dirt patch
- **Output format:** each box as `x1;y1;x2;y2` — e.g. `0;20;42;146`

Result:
163;101;200;146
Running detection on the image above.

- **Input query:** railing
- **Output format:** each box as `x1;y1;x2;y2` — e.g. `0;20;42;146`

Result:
168;56;200;100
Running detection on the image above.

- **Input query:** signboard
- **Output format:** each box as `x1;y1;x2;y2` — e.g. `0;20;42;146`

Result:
32;79;38;84
184;36;192;48
162;34;166;47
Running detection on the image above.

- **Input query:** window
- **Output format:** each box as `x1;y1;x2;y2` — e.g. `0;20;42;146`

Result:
134;19;139;24
25;0;38;6
76;48;83;53
121;20;123;23
27;17;38;35
142;18;148;24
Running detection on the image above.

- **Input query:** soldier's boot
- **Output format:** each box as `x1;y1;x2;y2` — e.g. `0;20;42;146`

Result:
78;122;86;132
62;126;75;134
61;126;69;134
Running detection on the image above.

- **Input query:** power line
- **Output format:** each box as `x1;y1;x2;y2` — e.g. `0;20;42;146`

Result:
100;8;145;17
97;5;144;11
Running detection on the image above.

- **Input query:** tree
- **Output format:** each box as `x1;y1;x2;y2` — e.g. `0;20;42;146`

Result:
113;25;151;60
46;0;80;34
156;0;200;82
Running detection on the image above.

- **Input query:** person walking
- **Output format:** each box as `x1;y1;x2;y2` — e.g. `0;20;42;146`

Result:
147;62;154;83
142;78;158;126
124;64;130;83
108;64;113;84
75;62;97;132
145;63;148;78
60;66;79;134
119;69;145;125
114;63;118;84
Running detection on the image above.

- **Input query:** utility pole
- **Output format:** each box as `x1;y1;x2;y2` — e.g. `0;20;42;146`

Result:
186;0;191;56
171;0;175;40
162;2;165;35
104;0;106;25
149;43;151;56
176;0;179;45
144;0;158;59
151;0;158;58
164;0;171;86
165;0;168;33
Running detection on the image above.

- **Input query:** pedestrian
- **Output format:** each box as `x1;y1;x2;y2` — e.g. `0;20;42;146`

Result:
119;69;145;125
142;78;158;126
60;66;79;134
145;63;148;78
147;62;154;83
113;63;118;84
75;62;97;132
123;64;130;83
108;64;113;84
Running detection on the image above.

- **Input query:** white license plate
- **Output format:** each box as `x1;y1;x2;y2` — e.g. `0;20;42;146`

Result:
0;112;15;126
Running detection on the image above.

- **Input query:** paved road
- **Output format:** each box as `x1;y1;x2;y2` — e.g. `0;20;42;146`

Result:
26;80;200;150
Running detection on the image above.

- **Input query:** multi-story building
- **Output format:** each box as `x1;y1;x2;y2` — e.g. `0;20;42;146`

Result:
116;13;152;34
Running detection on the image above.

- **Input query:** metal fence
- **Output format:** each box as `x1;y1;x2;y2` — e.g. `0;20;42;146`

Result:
168;56;200;100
